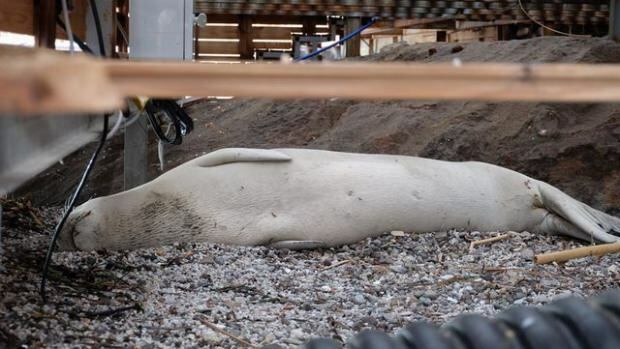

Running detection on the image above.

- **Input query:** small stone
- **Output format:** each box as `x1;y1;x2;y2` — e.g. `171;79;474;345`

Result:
353;294;366;304
521;248;535;260
290;328;306;339
419;297;432;306
390;265;407;274
390;231;406;237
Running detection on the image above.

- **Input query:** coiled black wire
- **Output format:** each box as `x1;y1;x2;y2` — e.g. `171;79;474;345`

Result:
145;99;194;145
294;290;620;349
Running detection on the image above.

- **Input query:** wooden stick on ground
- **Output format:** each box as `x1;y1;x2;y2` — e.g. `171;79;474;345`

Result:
469;233;511;251
198;316;258;348
535;242;620;264
320;259;352;271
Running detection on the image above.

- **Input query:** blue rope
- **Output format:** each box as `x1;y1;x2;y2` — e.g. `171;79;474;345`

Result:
295;16;380;61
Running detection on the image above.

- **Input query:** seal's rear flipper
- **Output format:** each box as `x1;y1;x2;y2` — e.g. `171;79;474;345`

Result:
538;182;620;243
193;148;292;167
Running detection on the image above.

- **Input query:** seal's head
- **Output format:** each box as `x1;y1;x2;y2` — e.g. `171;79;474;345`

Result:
56;198;107;251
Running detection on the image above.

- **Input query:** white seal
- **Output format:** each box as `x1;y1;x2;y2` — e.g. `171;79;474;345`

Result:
57;148;620;251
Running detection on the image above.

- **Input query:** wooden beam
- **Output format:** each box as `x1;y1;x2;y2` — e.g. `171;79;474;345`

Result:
198;41;239;54
0;45;122;114
344;17;361;57
106;61;620;103
194;25;200;59
302;17;317;35
198;25;240;39
11;46;620;114
33;0;56;48
253;41;291;50
252;26;297;40
361;27;404;38
251;15;326;25
238;15;253;59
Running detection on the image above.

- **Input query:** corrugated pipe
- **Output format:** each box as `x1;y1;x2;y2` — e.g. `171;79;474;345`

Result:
274;289;620;349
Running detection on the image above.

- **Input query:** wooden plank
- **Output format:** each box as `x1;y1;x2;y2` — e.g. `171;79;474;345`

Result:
204;14;239;23
252;26;297;40
251;15;326;25
0;1;33;35
199;25;240;39
198;41;240;54
198;25;304;41
107;61;620;103
361;28;404;37
11;46;620;114
0;45;122;114
253;41;292;50
0;0;86;39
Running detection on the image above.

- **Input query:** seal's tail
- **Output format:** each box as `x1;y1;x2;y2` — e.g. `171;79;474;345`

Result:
538;181;620;243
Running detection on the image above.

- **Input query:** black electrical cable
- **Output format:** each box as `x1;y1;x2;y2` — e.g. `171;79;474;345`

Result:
41;0;110;302
89;0;106;57
145;99;194;145
40;115;109;302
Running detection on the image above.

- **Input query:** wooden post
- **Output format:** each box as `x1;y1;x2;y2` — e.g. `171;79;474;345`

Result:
329;18;338;41
238;15;254;60
302;17;317;35
34;0;57;49
124;113;149;190
194;25;200;60
344;17;361;57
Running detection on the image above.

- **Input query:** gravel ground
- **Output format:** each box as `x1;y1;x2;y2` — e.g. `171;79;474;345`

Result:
1;206;619;348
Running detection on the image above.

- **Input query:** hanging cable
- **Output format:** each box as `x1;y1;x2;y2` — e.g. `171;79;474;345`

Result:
41;0;111;302
145;99;194;145
40;115;109;302
517;0;589;38
60;0;75;54
89;0;106;56
295;16;379;62
56;17;94;54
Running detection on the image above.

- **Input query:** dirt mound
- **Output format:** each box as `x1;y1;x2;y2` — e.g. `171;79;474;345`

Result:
17;37;620;214
362;36;620;64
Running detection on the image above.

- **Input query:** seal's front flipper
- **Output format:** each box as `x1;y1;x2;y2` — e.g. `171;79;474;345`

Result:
538;182;620;243
193;148;291;167
269;240;326;250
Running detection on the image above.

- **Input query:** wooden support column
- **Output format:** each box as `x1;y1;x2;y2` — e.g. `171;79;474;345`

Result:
344;17;361;57
610;0;620;41
34;0;57;48
302;17;317;35
436;31;447;42
328;18;339;40
238;15;254;59
194;25;200;60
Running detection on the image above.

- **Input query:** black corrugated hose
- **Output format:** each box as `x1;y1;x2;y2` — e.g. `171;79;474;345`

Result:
288;289;620;349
